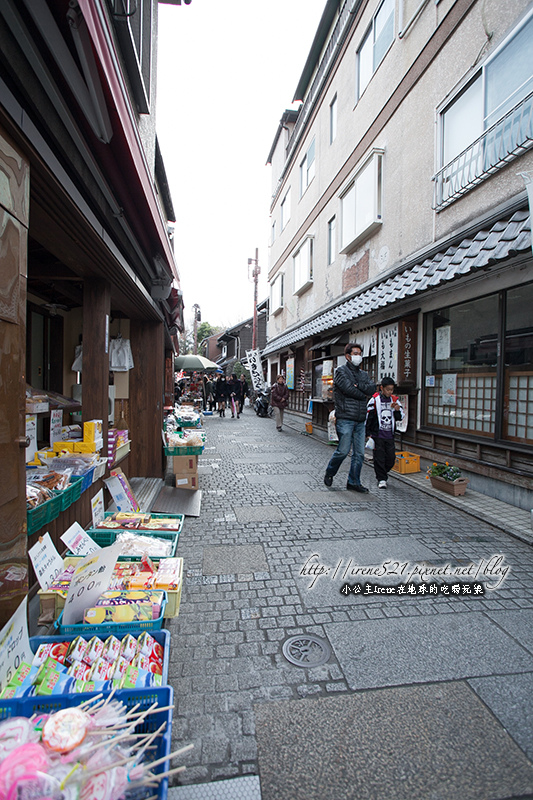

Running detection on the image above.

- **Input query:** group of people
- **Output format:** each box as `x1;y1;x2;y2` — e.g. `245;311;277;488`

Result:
324;342;405;491
204;373;249;418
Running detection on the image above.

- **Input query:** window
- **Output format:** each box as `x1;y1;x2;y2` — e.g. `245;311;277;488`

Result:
327;217;336;265
503;283;533;444
299;139;315;197
280;189;291;230
110;0;153;113
270;273;284;315
271;220;276;244
329;95;337;144
340;151;383;252
357;0;394;99
293;238;313;295
436;12;533;207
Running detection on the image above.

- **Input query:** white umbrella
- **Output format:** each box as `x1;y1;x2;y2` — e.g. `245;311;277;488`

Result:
174;354;220;371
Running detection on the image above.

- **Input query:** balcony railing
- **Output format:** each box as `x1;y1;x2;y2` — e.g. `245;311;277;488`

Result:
433;91;533;211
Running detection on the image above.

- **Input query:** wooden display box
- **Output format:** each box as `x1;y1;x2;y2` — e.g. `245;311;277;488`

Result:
392;451;420;474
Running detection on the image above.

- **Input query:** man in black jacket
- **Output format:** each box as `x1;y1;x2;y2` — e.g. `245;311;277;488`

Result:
324;343;376;492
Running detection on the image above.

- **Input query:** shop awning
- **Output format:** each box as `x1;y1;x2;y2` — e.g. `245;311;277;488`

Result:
309;334;346;350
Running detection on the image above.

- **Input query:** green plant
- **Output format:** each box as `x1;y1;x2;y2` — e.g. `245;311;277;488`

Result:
426;461;462;482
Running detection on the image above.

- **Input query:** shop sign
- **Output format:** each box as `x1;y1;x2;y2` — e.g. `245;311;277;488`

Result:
442;373;457;406
245;349;265;392
28;532;64;590
378;324;398;382
62;543;121;625
286;358;295;389
398;318;417;385
50;408;63;447
322;360;333;378
61;521;101;557
0;598;31;696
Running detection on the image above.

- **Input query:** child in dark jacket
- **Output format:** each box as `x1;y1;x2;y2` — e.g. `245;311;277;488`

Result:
366;377;405;488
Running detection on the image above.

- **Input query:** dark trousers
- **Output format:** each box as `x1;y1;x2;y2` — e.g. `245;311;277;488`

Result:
373;438;396;482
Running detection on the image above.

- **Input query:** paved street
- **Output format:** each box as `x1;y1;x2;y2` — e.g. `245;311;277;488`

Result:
167;409;533;800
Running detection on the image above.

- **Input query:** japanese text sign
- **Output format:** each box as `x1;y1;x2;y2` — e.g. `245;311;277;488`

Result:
0;598;31;696
61;522;101;557
28;533;64;590
62;542;122;625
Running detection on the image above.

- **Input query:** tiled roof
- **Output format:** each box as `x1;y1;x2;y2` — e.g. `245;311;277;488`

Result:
262;209;531;357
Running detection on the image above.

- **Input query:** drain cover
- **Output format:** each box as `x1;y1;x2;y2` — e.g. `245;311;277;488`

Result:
282;635;331;667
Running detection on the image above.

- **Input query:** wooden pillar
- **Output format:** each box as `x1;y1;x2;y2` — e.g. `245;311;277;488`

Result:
82;280;111;446
0;127;30;625
129;320;164;477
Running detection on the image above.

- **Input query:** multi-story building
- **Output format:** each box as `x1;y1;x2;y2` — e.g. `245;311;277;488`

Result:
264;0;533;509
0;0;186;622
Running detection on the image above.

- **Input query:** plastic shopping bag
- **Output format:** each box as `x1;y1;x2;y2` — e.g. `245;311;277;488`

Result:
327;410;338;443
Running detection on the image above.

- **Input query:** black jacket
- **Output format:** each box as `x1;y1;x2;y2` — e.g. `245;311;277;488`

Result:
333;361;376;422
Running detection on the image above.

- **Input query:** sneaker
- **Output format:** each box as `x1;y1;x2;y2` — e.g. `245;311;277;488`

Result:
346;483;369;493
378;480;387;489
277;427;282;431
324;474;333;487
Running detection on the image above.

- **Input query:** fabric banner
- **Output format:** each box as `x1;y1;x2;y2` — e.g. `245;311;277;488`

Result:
245;349;265;392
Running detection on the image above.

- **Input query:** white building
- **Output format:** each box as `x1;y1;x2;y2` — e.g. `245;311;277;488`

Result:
264;0;533;509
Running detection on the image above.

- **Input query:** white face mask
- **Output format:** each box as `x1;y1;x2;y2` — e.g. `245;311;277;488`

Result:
351;354;362;366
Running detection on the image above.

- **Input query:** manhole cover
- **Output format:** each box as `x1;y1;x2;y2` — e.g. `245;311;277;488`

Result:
282;635;331;667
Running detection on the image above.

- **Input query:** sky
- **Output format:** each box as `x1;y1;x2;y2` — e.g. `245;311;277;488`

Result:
156;0;327;332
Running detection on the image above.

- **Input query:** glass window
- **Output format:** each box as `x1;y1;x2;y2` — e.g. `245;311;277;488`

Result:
300;139;316;197
329;95;337;144
327;216;336;265
424;294;499;436
442;78;483;165
271;220;276;244
270;273;284;314
503;282;533;443
357;0;394;99
293;238;313;294
340;152;383;251
280;189;291;229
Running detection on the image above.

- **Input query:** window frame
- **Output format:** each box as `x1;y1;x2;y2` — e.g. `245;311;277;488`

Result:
280;188;291;230
299;139;316;198
270;273;284;315
329;95;337;144
339;150;384;253
327;216;336;265
292;237;314;296
356;0;395;101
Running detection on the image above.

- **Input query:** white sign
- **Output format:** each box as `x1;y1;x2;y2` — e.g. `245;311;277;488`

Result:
49;408;64;447
378;324;398;382
62;543;121;625
61;521;101;557
245;349;264;392
28;533;64;590
442;373;457;406
0;598;31;696
91;489;105;528
435;326;451;360
25;415;37;463
426;375;435;387
396;395;409;433
103;474;136;512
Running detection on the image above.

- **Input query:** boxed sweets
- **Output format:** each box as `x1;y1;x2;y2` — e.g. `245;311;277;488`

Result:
83;604;154;625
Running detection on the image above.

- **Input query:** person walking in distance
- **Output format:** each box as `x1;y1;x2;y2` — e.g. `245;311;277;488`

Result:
366;377;405;488
324;343;376;492
271;374;289;431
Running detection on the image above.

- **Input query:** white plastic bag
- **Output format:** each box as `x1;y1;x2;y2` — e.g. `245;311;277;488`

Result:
365;437;375;450
327;410;338;443
109;335;134;372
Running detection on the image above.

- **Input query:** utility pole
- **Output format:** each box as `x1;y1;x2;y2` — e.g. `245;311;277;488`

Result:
248;248;260;350
192;303;201;354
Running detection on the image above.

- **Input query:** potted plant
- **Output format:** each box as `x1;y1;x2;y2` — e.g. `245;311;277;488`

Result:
426;462;469;496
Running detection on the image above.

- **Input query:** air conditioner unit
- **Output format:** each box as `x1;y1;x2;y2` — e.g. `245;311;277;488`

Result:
71;385;115;425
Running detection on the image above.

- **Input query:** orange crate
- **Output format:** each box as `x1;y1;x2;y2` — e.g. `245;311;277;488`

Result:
392;451;420;474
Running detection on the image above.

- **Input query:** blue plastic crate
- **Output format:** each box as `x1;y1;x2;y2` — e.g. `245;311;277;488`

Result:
29;627;170;685
80;466;95;492
0;686;173;800
54;591;167;636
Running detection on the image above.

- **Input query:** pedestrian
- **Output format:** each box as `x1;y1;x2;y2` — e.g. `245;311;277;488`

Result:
227;373;241;418
215;375;229;417
366;377;405;488
205;375;215;411
239;374;249;414
324;343;376;492
271;374;289;431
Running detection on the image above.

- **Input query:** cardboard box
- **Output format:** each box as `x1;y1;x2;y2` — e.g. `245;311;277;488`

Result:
84;420;103;442
74;440;103;453
172;455;198;474
174;472;198;490
53;441;75;452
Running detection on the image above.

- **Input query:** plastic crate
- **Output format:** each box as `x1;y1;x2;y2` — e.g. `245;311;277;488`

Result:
0;686;173;800
54;592;167;635
92;456;108;483
80;466;96;492
164;445;204;456
58;475;83;512
392;451;421;474
29;628;170;685
73;529;179;561
27;493;62;536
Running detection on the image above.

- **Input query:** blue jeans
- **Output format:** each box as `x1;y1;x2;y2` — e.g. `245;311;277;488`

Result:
326;418;366;486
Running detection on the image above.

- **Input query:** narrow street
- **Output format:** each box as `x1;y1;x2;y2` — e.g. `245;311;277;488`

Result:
167;410;533;800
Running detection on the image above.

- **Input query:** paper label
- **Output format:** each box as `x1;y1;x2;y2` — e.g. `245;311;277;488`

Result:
28;533;64;590
61;522;101;557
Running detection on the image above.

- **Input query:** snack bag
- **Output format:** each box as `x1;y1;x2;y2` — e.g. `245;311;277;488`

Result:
65;636;88;665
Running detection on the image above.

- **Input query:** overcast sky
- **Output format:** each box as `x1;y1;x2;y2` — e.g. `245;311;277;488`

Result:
156;0;327;332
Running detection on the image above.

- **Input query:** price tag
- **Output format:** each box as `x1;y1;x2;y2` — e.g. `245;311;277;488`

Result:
62;543;122;625
61;522;101;557
0;598;31;697
28;533;64;590
91;489;105;528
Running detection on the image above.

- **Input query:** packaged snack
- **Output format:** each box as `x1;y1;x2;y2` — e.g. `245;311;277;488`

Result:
87;658;110;682
8;662;34;688
108;656;128;680
65;636;88;665
147;656;163;677
119;634;137;661
36;668;74;696
83;604;153;624
136;632;156;657
73;679;110;693
120;665;159;689
67;661;91;681
84;636;104;665
102;635;121;663
131;653;150;671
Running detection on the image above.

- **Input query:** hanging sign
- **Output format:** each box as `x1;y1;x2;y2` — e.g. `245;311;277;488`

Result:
62;543;121;625
397;318;417;385
25;415;37;463
378;324;398;382
49;408;63;447
28;533;64;590
286;358;295;389
61;522;101;557
396;395;409;433
245;349;264;392
0;598;31;696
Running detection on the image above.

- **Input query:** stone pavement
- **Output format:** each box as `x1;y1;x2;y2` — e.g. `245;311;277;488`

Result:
166;410;533;800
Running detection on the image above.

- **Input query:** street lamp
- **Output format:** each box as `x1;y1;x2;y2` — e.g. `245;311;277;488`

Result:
248;249;260;351
192;303;201;354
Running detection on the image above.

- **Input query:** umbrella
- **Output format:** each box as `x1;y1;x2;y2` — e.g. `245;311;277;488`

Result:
174;354;220;371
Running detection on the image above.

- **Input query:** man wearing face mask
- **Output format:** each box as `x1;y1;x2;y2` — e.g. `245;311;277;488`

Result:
324;343;376;492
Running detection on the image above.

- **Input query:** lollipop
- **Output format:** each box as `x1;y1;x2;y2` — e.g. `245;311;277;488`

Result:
0;742;48;799
0;718;37;761
42;708;88;753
